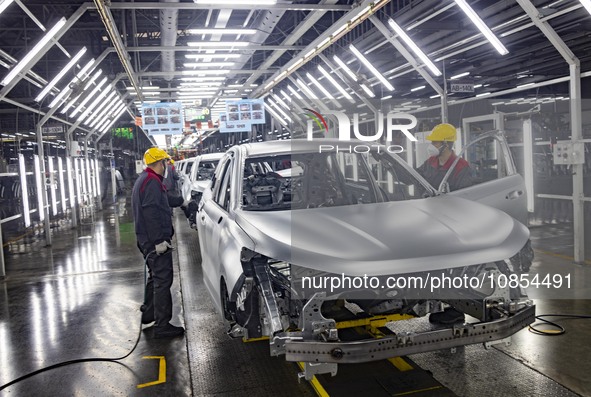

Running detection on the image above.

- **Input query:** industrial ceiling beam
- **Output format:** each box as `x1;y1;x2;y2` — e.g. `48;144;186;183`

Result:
105;2;351;11
238;0;339;96
124;45;305;52
369;16;446;120
516;0;584;264
252;0;391;98
93;0;143;102
0;4;90;102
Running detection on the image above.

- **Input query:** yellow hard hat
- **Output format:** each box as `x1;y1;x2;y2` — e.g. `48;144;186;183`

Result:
144;147;170;165
170;159;175;165
426;123;456;142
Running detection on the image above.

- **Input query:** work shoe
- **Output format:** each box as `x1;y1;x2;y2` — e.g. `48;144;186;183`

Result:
429;308;465;325
154;323;185;339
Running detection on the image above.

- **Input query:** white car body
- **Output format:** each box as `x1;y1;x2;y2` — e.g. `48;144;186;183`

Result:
197;136;534;377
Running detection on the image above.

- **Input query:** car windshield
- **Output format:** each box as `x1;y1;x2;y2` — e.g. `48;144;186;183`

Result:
241;151;428;211
197;160;218;180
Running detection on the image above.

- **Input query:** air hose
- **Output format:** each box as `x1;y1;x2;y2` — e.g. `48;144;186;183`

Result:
0;251;156;392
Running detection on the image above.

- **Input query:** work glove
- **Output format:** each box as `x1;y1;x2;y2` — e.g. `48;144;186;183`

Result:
155;241;173;255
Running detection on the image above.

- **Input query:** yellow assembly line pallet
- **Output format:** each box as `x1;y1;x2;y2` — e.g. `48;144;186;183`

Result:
244;313;457;397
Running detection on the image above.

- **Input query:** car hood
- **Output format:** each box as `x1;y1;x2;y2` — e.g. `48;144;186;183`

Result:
234;195;529;276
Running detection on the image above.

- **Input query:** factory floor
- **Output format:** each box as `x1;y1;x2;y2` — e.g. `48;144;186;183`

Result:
0;199;590;396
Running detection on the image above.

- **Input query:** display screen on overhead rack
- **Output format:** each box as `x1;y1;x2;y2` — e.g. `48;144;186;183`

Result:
141;102;184;135
185;106;211;122
112;126;133;139
225;99;266;126
219;112;251;133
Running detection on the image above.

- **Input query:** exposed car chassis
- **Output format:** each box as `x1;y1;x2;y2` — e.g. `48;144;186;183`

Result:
231;249;536;380
267;293;535;380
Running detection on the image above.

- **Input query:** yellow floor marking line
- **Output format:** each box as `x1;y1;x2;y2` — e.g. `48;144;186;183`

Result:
137;356;166;389
393;385;444;396
242;335;270;343
297;362;330;397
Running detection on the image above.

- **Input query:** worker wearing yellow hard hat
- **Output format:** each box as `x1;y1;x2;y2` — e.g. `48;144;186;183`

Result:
131;147;188;339
417;123;472;193
417;124;473;326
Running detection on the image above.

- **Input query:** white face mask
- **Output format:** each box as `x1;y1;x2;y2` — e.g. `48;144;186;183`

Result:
163;163;169;178
426;143;440;157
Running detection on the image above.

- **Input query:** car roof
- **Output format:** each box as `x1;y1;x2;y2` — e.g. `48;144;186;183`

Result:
198;152;224;161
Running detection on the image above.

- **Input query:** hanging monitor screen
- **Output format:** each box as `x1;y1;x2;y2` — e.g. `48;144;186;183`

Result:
141;102;184;135
225;99;266;126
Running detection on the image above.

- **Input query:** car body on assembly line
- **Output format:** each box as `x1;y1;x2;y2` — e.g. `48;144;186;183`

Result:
197;134;535;379
181;152;224;203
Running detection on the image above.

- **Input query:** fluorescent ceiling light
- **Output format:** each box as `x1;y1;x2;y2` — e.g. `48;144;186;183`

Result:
184;62;235;68
187;42;249;47
86;90;117;124
71;76;108;116
474;84;483;88
182;70;230;75
78;86;113;122
387;19;441;76
126;86;159;90
185;54;240;59
430;94;441;98
49;58;95;108
306;72;334;99
61;69;102;113
180;82;222;87
360;84;375;98
186;28;257;35
271;93;290;111
517;82;535;88
35;47;87;102
287;85;303;100
287;58;303;72
476;92;491;97
349;45;395;91
74;58;96;81
264;104;288;126
295;79;317;99
48;86;70;108
318;65;353;101
266;98;292;123
579;0;591;15
0;0;15;14
410;85;426;92
333;55;357;81
453;0;508;55
450;71;470;80
89;96;121;128
381;95;392;100
1;17;67;86
181;76;226;81
178;89;218;95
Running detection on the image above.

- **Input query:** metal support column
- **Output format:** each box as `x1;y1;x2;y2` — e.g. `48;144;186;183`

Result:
570;63;584;263
516;0;584;263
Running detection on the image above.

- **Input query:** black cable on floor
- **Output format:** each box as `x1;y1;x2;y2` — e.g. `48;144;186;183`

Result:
0;252;156;392
528;314;591;336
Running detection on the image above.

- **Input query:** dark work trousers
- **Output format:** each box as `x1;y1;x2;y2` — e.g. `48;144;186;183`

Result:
143;251;174;327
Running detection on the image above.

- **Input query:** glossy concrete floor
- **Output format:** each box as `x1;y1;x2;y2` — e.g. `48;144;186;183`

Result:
0;200;590;396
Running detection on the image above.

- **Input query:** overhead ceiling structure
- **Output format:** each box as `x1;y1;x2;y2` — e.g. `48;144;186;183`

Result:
0;0;590;141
